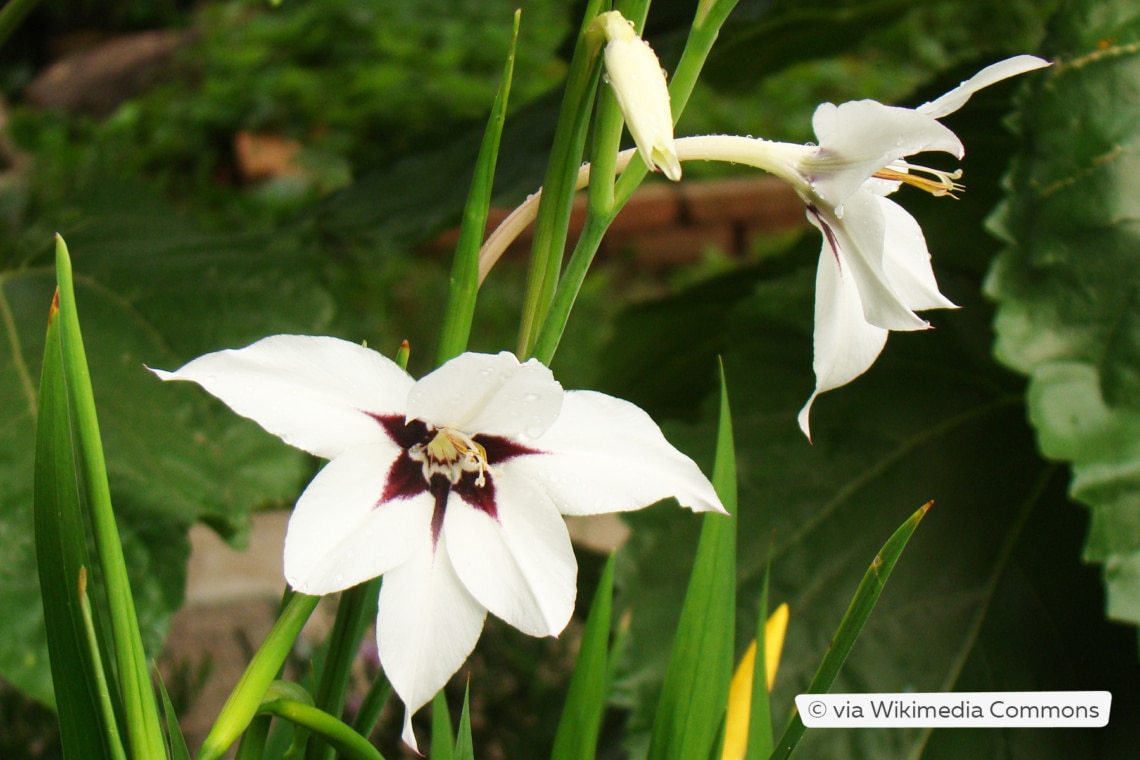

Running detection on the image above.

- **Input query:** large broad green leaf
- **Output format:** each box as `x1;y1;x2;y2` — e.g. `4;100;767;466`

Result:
605;55;1140;757
1;186;329;704
985;0;1140;624
610;264;1140;759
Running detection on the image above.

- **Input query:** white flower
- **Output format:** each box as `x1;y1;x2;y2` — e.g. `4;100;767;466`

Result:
598;10;682;181
670;55;1049;438
152;336;724;750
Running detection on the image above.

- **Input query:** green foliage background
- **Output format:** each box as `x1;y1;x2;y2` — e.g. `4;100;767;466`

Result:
4;0;1140;758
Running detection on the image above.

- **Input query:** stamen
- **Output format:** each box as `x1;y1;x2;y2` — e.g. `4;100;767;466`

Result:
873;164;964;197
410;426;494;486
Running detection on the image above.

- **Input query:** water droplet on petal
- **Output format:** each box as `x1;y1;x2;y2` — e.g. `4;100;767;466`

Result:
524;423;545;439
523;392;540;403
834;204;845;219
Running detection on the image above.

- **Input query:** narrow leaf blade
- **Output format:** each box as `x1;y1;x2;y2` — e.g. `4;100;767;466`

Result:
646;365;737;760
550;553;615;760
769;501;932;760
33;294;114;760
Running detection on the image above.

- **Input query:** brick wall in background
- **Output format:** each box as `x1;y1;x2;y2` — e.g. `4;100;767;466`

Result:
425;175;807;269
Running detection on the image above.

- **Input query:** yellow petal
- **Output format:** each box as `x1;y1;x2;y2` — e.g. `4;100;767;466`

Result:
721;603;790;760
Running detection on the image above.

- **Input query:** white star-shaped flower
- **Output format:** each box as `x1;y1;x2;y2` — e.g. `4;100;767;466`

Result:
153;336;724;750
672;55;1049;437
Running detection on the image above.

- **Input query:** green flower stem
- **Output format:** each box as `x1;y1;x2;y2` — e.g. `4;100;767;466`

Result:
532;0;741;363
304;578;381;760
259;700;386;760
516;0;609;358
436;11;519;365
232;716;271;760
198;592;321;760
55;236;166;760
351;671;392;739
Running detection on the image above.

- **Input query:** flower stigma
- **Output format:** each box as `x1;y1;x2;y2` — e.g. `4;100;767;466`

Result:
410;426;492;487
873;163;964;197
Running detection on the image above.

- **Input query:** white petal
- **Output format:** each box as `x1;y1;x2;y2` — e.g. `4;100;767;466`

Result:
283;443;433;595
808;193;929;332
376;537;487;753
800;233;889;440
511;391;725;516
807;100;962;205
408;351;563;441
150;335;413;460
918;55;1050;119
878;196;959;312
445;475;577;636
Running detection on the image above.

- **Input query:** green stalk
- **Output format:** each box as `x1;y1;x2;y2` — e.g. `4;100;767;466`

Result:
55;236;166;760
303;578;381;760
198;592;321;760
533;0;742;363
351;671;392;739
516;0;609;357
259;700;386;760
436;11;519;364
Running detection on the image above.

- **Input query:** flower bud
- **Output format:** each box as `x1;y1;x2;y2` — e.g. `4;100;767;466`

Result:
598;11;682;181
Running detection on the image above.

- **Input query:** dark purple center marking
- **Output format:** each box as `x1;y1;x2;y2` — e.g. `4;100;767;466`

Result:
370;414;541;545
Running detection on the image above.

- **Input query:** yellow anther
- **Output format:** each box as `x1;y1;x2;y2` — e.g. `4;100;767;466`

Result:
873;165;964;197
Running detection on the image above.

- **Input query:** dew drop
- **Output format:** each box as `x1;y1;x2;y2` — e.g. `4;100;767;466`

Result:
834;204;845;219
523;392;540;403
524;423;545;438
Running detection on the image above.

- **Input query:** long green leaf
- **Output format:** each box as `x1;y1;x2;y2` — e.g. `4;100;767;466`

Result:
156;667;192;760
745;564;774;760
768;501;932;760
55;235;166;759
549;553;615;760
436;9;520;364
646;365;736;760
432;689;454;760
33;293;114;760
453;684;475;760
